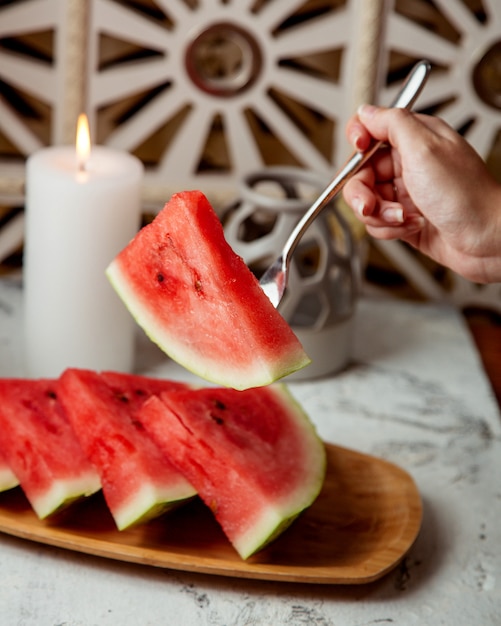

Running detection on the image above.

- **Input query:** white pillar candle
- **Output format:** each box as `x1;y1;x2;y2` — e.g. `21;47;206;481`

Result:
24;119;143;378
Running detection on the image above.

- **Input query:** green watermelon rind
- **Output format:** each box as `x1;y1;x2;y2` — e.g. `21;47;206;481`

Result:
30;471;101;520
113;482;197;531
235;506;302;560
140;384;327;560
106;260;310;389
0;466;19;493
232;385;327;559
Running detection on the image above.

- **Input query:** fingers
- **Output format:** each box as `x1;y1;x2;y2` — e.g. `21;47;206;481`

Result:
346;105;440;154
357;105;434;153
343;172;402;220
344;105;436;233
343;170;425;235
364;214;426;241
345;105;400;151
378;203;405;224
345;116;371;152
343;177;376;218
343;174;425;232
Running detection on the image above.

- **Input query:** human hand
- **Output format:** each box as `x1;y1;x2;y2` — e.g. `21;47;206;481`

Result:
342;105;501;283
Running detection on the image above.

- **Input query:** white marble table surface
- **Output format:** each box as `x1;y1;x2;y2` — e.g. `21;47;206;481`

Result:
0;275;500;626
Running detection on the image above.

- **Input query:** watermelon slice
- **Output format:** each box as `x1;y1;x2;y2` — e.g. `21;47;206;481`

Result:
106;190;310;390
0;451;19;492
0;378;101;518
137;384;326;559
57;369;197;530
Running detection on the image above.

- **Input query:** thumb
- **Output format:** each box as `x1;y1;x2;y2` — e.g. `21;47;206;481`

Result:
357;104;424;150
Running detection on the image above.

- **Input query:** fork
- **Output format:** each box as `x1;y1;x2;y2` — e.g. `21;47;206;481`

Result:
259;59;432;308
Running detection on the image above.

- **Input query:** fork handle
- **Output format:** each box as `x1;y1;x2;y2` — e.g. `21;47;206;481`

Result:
281;60;431;266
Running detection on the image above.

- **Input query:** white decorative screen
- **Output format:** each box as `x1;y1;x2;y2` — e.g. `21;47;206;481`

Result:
0;0;499;310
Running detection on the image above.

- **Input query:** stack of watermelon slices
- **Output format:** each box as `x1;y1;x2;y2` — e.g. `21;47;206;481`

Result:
0;373;195;525
57;369;198;530
0;369;326;560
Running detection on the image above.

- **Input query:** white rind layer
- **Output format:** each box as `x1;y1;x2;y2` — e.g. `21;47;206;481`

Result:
141;384;327;560
106;260;310;390
233;503;304;561
113;481;197;531
31;472;102;519
0;466;19;492
233;398;327;559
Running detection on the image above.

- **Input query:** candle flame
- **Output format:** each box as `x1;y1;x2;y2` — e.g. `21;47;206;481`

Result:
76;113;91;172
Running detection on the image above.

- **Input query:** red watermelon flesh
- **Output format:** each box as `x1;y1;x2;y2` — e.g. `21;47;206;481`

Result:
0;378;100;518
0;451;19;492
106;190;310;390
57;369;197;530
137;384;326;559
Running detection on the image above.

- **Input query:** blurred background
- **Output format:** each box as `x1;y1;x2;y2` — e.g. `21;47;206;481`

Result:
0;0;500;364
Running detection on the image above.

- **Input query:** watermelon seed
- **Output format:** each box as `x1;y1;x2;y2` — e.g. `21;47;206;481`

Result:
210;413;224;425
157;273;165;283
46;390;57;399
214;400;226;410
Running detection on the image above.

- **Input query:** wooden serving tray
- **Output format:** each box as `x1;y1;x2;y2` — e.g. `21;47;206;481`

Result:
0;443;422;584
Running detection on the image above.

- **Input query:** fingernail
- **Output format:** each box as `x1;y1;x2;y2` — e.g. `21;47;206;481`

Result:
353;132;364;151
357;103;377;118
382;206;404;224
353;197;367;217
